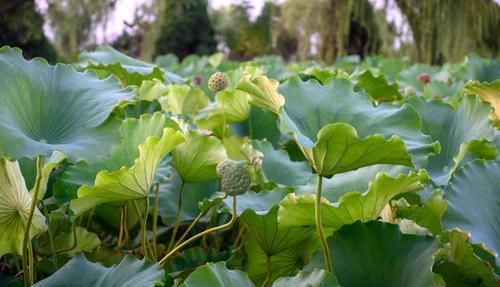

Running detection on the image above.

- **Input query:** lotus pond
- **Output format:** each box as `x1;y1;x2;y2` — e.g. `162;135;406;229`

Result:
0;45;499;286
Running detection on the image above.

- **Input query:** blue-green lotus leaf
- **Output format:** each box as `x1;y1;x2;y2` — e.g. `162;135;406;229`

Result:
79;45;183;86
407;96;495;185
272;269;340;287
180;262;254;287
278;76;437;169
329;221;437;287
0;46;131;163
442;160;500;266
253;140;312;186
34;253;165;287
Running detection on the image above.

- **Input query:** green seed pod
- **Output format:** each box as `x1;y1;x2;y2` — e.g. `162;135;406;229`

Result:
217;160;251;195
208;72;229;92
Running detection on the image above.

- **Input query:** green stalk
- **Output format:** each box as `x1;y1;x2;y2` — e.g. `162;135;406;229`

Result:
117;206;125;248
21;155;43;287
315;174;332;272
173;211;204;249
27;240;34;284
158;194;237;266
151;183;160;259
167;181;185;252
40;201;57;270
133;200;154;259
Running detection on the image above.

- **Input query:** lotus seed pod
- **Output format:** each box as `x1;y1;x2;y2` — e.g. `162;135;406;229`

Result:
216;159;237;177
208;72;229;92
217;159;251;195
417;73;430;84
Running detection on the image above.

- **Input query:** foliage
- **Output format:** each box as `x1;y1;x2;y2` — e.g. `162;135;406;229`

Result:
155;0;216;59
0;45;499;287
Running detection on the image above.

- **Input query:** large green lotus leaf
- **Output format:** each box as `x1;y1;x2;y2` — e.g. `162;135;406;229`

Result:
196;90;251;130
301;123;412;177
252;140;312;186
278;76;437;168
223;188;290;216
237;75;285;114
278;170;429;229
395;196;447;235
433;230;500;287
241;206;320;285
442;160;500;266
79;44;183;86
353;69;402;102
0;47;130;163
407;96;495;185
70;127;185;215
172;132;227;183
180;262;254;287
160;84;210;115
329;221;437;287
34;253;165;287
62;112;179;187
271;269;340;287
296;165;410;202
464;80;500;128
0;159;46;256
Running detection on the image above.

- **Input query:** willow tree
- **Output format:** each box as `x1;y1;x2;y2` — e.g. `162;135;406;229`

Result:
281;0;382;64
281;0;320;61
396;0;500;64
319;0;355;64
45;0;116;60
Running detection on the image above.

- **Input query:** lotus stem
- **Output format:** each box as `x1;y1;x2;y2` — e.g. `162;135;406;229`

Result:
21;155;43;286
158;194;237;266
152;182;160;259
133;200;154;260
173;211;205;249
315;174;333;272
40;201;57;270
117;206;125;248
167;181;185;252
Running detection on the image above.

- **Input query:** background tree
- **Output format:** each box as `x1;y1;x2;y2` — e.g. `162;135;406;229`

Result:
395;0;500;64
0;0;57;62
45;0;116;60
155;0;217;59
